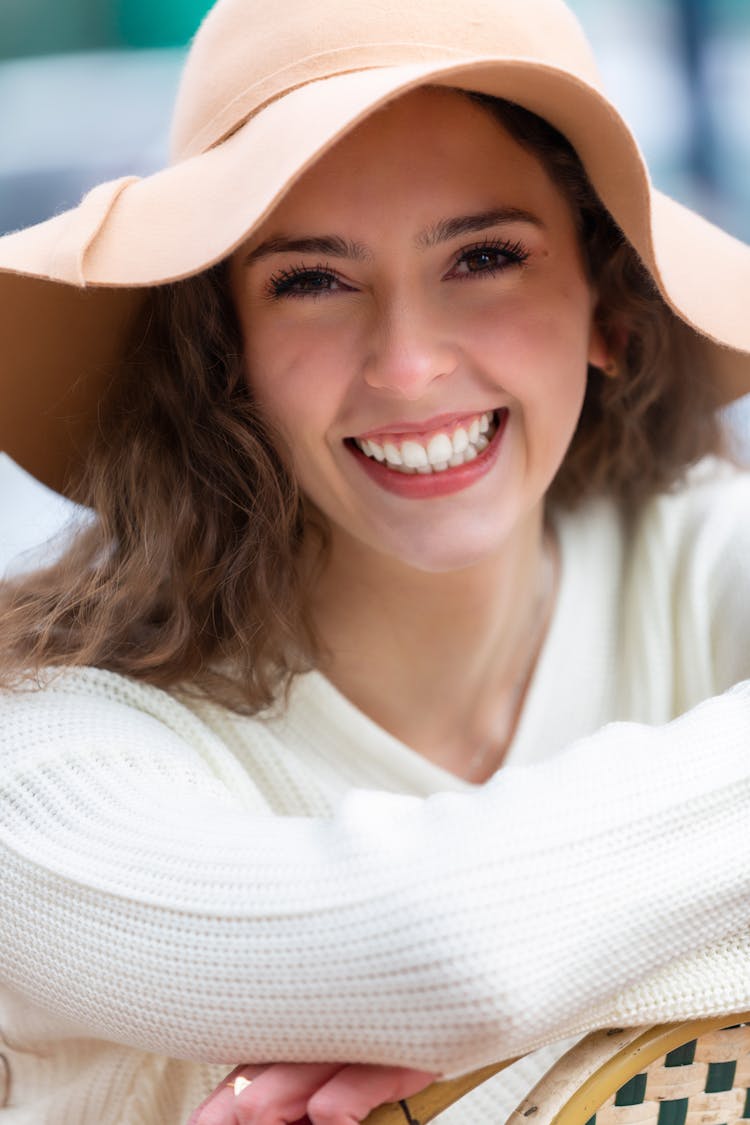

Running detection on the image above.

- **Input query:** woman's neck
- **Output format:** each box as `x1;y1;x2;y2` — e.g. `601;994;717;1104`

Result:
309;508;557;781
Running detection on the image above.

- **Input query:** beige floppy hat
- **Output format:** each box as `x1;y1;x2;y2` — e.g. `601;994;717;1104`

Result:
1;0;749;495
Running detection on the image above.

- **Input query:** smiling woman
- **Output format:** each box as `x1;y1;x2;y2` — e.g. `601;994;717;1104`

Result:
231;90;598;551
0;1;749;1124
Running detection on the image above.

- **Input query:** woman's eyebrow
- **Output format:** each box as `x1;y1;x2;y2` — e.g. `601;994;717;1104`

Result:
244;235;372;266
416;207;545;248
244;208;544;266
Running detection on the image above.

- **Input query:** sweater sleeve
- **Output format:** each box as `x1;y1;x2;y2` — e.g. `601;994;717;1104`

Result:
665;462;750;699
1;669;749;1078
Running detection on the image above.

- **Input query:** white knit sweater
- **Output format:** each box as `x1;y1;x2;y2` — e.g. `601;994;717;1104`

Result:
1;458;750;1124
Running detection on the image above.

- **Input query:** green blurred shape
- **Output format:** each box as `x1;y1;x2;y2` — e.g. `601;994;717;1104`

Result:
0;0;115;59
115;0;214;48
0;0;213;60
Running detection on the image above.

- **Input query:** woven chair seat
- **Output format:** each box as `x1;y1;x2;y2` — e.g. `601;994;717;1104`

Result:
585;1023;750;1125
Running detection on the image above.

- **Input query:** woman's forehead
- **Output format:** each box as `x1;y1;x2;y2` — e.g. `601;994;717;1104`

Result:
298;85;526;177
249;87;571;242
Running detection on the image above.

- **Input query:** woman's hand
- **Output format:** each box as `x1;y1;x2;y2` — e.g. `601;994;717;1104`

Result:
188;1061;437;1124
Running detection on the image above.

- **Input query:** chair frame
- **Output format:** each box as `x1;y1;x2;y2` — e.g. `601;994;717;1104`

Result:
364;1012;750;1125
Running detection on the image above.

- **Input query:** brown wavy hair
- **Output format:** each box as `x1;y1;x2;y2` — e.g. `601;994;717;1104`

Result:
0;93;724;711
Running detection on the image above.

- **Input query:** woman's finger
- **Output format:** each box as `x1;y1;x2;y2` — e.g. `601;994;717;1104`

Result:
187;1063;266;1125
188;1061;436;1125
233;1063;343;1124
192;1062;344;1125
306;1065;437;1125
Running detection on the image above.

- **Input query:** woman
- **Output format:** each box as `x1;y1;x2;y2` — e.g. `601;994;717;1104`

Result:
0;1;749;1123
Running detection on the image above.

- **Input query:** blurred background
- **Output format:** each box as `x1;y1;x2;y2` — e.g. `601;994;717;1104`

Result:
1;0;749;573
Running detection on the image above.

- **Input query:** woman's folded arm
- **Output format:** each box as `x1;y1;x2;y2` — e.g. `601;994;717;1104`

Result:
1;670;749;1077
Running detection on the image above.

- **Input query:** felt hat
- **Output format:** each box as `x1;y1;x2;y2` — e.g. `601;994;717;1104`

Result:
1;0;749;495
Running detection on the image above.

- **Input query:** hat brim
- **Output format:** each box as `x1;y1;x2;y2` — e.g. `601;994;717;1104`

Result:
1;57;749;493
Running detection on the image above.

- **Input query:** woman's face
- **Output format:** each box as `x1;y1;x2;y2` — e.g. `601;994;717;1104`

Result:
229;87;607;573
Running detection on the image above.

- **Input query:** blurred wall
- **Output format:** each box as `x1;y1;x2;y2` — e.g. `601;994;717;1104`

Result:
0;0;216;235
571;0;750;241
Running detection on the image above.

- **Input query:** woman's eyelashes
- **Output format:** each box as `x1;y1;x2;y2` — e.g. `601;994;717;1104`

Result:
264;237;531;300
447;237;530;279
265;262;349;300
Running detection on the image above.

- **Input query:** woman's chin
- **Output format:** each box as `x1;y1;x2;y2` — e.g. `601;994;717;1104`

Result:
363;523;520;575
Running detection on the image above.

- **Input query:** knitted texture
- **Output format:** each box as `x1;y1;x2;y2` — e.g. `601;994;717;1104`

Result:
1;458;749;1123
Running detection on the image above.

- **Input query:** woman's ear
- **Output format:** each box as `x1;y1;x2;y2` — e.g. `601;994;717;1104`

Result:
588;309;627;379
587;320;610;371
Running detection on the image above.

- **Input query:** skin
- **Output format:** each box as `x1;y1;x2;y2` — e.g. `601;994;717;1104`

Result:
194;86;609;1123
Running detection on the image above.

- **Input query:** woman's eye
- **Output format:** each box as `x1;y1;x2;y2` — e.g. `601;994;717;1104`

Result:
463;249;504;272
266;266;343;299
450;240;529;278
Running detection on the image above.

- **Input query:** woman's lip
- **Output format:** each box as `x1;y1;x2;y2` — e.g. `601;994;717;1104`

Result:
347;409;508;499
353;409;496;442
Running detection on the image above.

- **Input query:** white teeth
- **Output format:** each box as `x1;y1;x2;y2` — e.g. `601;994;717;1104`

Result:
401;440;429;469
427;432;453;466
354;411;499;474
383;441;402;466
452;427;468;455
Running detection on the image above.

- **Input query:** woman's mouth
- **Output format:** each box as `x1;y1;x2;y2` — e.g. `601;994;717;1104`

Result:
344;409;508;498
348;409;502;474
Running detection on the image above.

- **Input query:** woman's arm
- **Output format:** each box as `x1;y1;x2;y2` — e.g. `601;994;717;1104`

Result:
2;669;749;1079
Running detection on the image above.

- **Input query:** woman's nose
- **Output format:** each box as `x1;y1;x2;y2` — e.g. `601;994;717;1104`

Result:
361;296;458;399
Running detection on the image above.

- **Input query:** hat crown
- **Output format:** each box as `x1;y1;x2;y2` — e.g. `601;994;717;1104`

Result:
170;0;601;161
